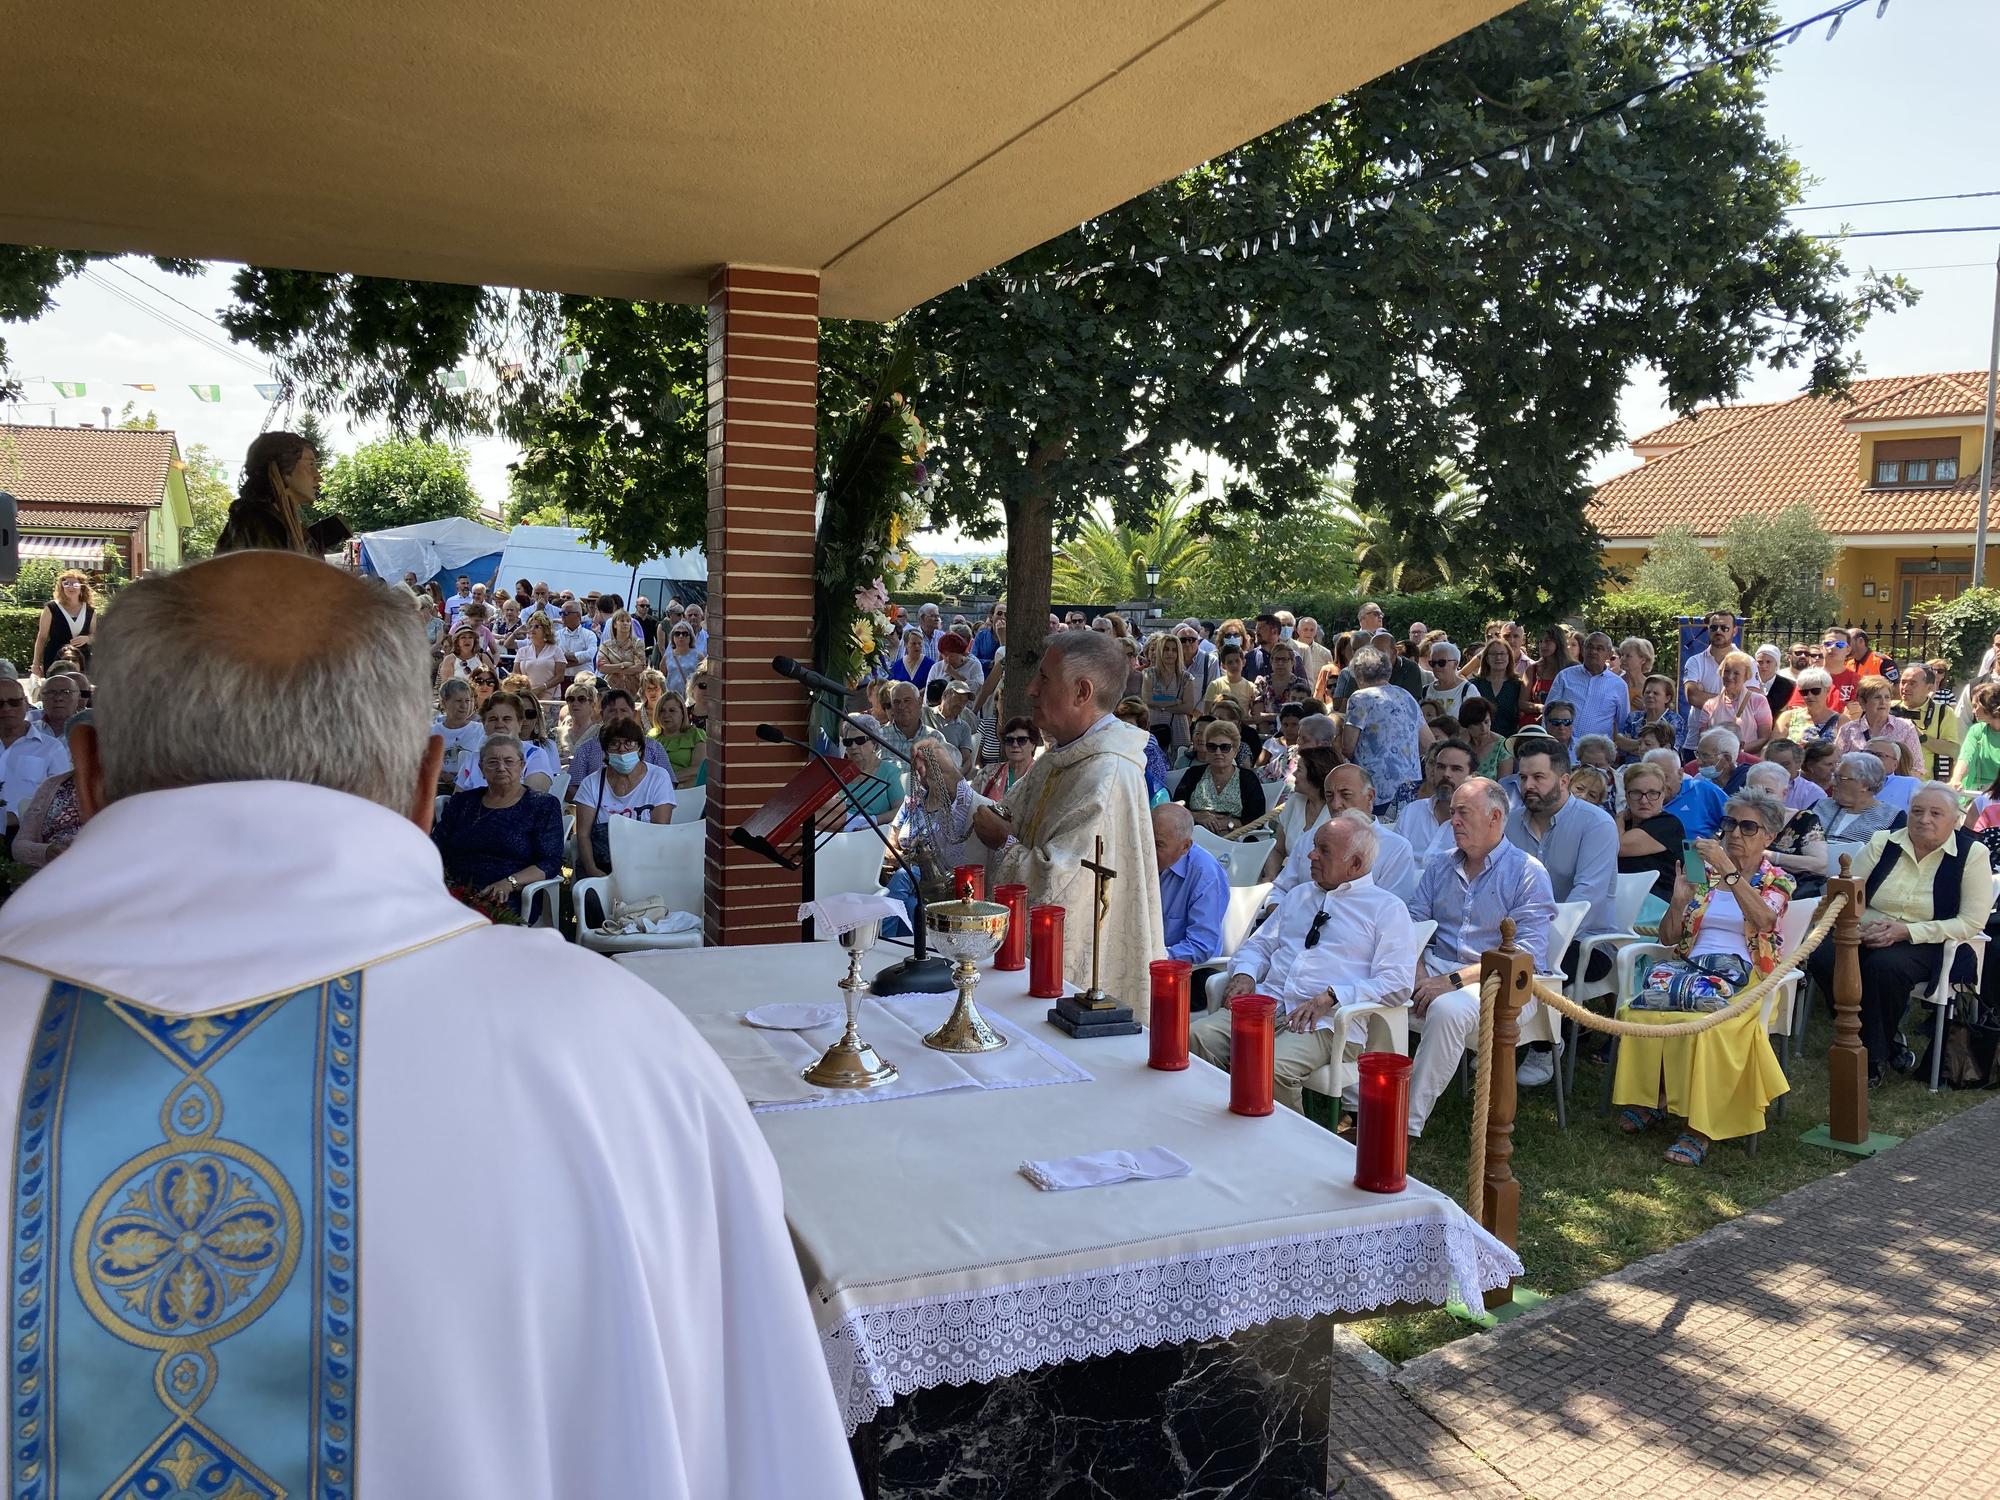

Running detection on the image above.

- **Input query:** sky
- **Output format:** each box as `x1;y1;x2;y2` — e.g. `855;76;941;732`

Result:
2;0;1994;540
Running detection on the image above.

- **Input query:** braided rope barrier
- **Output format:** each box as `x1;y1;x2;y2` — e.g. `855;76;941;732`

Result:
1464;893;1849;1216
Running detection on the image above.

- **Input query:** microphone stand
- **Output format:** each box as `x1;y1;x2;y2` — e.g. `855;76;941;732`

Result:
757;716;955;994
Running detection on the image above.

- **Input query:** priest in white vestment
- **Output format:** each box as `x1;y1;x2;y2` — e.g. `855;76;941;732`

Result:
0;553;857;1500
977;630;1166;1019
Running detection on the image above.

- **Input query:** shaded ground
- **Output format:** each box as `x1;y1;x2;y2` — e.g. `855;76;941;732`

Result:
1327;1093;2000;1498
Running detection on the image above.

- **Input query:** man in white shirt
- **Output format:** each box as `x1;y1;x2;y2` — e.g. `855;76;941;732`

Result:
1680;610;1737;751
0;677;71;845
1397;738;1474;857
0;551;856;1497
684;602;711;657
1192;814;1418;1114
1325;763;1419;903
555;602;601;677
444;574;475;620
524;580;563;623
1547;631;1629;744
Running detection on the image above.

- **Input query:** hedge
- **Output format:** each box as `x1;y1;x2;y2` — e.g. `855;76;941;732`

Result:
1273;589;1492;647
0;608;39;670
1583;590;1701;652
1917;587;2000;681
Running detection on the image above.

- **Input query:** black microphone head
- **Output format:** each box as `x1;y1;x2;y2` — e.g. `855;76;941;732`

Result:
755;722;786;744
772;655;801;675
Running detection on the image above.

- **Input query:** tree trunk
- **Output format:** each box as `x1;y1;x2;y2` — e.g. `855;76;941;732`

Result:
1003;483;1055;722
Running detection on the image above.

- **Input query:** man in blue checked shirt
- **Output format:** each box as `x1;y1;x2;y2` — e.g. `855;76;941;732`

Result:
1406;778;1556;1136
1546;631;1630;743
1154;803;1228;964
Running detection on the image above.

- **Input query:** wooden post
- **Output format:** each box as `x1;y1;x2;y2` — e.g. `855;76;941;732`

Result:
1479;917;1535;1309
1825;857;1870;1145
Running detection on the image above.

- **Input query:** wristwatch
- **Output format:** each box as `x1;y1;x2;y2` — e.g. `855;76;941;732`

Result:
1720;869;1742;888
506;874;520;892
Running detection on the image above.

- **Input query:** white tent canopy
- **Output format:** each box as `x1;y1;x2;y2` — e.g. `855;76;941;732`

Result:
356;517;510;586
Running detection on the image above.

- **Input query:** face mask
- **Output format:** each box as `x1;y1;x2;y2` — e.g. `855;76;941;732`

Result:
608;751;641;774
1223;634;1242;648
1698;764;1724;782
1280;625;1294;640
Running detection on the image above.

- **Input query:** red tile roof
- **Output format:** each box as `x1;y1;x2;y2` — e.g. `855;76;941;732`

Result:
1592;374;1990;541
1629;403;1778;452
17;506;151;532
0;425;178;511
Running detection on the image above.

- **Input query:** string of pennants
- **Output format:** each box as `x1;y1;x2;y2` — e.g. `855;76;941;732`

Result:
21;354;589;407
992;0;1891;296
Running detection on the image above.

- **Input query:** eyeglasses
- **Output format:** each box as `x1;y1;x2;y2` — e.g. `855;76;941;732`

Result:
1719;818;1765;837
839;737;869;749
1545;717;1573;728
1798;686;1824;696
1821;641;1845;652
1304;910;1330;950
1205;741;1235;752
1002;734;1034;746
1627;786;1662;799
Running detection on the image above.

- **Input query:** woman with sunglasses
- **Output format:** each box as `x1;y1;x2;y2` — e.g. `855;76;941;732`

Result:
982;716;1039;800
836;716;906;826
467;668;499;715
1172;719;1266;836
1613;786;1795;1168
559;682;599;762
658;622;704;699
1772;667;1841;745
435;624;497;691
686;671;713;731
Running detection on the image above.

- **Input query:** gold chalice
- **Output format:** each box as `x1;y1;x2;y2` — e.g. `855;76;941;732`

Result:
922;899;1011;1053
802;918;900;1088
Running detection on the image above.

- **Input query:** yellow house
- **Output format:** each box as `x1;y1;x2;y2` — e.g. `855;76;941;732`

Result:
0;424;195;577
1592;371;1996;620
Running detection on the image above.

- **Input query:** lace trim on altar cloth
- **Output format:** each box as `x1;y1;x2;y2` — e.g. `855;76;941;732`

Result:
821;1212;1523;1433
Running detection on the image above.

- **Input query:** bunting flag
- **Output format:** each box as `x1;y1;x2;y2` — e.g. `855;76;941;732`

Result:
125;382;156;392
442;370;469;389
560;353;585;375
499;362;523;382
53;381;86;397
190;384;222;402
255;382;282;399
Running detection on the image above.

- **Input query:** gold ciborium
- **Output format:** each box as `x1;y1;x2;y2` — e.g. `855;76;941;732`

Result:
922;899;1011;1053
802;918;900;1088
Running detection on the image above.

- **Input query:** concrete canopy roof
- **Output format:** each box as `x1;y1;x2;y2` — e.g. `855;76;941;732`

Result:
1;0;1512;320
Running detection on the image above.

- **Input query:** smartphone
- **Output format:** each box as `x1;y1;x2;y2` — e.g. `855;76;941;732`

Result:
1682;841;1706;884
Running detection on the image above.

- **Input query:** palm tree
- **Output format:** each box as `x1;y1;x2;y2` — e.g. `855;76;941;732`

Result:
1330;462;1480;594
1051;484;1210;605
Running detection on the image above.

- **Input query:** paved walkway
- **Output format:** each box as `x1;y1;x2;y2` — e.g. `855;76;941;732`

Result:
1330;1095;2000;1498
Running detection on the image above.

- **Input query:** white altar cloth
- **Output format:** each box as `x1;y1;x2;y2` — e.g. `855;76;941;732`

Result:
619;944;1522;1434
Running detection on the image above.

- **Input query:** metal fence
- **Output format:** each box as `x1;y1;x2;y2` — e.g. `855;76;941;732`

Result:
1735;616;1944;668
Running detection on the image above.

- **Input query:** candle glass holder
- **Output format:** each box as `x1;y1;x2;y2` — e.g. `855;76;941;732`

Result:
952;864;986;902
1352;1052;1412;1192
1227;993;1279;1116
801;918;900;1089
1028;904;1066;999
1148;959;1193;1071
993;884;1029;970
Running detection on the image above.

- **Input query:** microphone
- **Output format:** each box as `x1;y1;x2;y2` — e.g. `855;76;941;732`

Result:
772;655;860;700
755;722;792;745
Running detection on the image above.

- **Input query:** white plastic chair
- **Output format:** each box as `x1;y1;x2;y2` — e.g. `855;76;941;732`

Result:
549;770;571;804
574;818;706;954
672;783;708;824
432;794;447;829
1190;824;1277;886
1562;871;1660;1093
1212;882;1273;962
812;827;890;900
1918;935;1990;1091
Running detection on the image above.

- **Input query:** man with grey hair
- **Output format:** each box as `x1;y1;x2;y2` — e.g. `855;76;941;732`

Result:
1153;802;1227;965
1648;743;1724;839
1406;777;1557;1135
1695;725;1746;794
0;552;857;1494
1547;630;1627;743
976;629;1165;1019
1196;814;1418;1116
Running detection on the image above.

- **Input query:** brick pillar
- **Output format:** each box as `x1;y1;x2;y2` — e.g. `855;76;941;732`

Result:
704;266;821;945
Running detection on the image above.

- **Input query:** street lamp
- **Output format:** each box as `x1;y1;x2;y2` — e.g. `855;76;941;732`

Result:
1145;565;1161;617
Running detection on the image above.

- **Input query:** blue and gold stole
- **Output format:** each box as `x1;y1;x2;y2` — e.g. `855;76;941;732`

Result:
10;974;361;1499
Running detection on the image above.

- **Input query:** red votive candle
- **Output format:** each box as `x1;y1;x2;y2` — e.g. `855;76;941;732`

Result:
1148;959;1193;1071
1353;1052;1412;1192
1227;994;1279;1116
994;884;1029;971
1028;904;1067;998
953;864;986;902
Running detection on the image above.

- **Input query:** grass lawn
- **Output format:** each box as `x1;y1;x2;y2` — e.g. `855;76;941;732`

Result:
1347;1007;1990;1362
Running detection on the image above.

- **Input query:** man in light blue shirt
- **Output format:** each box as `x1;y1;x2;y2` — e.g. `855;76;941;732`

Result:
1650;747;1725;840
1153;804;1228;964
1546;631;1628;743
1406;778;1556;1135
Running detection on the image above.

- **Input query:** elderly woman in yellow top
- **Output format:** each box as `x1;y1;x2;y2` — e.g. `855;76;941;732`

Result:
1806;782;1995;1086
1613;785;1795;1168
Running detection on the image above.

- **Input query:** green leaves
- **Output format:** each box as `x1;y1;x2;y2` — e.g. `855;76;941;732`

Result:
318;437;482;536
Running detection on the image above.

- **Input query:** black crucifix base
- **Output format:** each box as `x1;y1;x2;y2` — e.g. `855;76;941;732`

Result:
1048;990;1142;1039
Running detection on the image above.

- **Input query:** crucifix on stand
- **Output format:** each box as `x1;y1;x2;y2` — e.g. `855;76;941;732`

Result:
1048;835;1141;1039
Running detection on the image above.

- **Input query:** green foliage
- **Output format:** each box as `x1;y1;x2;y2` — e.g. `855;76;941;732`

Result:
1586;588;1702;649
1921;588;2000;681
1331;465;1480;595
179;442;233;563
0;560;60;611
1182;488;1356;617
0;607;39;668
503;468;573;528
1634;526;1736;610
1717;504;1841;620
924;555;1005;599
318;437;482;535
1051;486;1209;605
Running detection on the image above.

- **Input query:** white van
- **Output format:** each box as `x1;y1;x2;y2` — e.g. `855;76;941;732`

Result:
496;526;707;612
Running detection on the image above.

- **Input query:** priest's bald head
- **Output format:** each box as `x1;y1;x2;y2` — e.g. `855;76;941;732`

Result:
71;551;445;828
1030;629;1130;743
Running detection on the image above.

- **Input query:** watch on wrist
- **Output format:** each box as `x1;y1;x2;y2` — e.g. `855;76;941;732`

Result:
1720;869;1741;888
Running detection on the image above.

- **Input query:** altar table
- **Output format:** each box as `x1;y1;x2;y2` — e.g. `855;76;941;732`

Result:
620;942;1518;1498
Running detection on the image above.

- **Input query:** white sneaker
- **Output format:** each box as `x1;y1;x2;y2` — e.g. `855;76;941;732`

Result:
1515;1049;1557;1087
